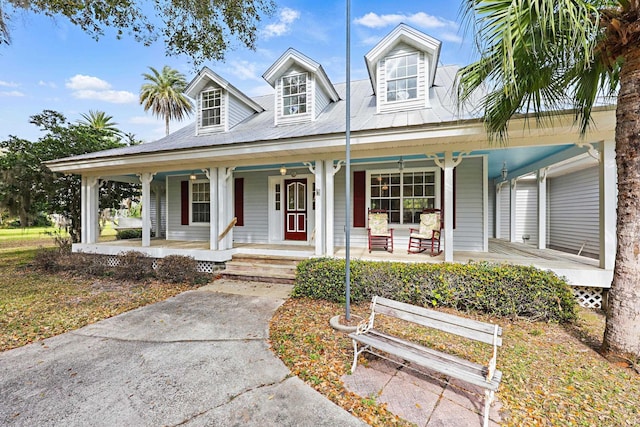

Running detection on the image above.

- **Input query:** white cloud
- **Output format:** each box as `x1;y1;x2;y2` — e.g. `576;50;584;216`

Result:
66;74;136;103
439;31;463;43
263;7;300;38
0;90;25;97
66;74;111;90
0;80;20;88
39;80;58;88
354;12;458;31
71;89;137;104
225;60;263;82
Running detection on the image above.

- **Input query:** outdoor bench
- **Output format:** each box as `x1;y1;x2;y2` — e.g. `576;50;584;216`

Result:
112;217;143;230
349;296;502;427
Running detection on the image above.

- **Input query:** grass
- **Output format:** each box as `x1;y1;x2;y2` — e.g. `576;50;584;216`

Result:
270;298;640;427
0;228;197;352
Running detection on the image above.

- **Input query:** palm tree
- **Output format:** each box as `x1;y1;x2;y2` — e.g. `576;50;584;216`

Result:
78;110;122;138
139;65;193;136
458;1;640;359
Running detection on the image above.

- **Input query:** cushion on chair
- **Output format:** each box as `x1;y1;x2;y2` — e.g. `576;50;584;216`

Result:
369;213;390;236
417;213;440;238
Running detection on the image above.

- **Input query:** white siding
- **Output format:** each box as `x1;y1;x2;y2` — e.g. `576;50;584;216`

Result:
232;171;270;244
453;157;484;250
378;43;428;114
488;184;496;238
515;180;538;246
166;176;209;241
149;190;166;238
228;94;255;129
498;183;510;240
314;81;331;119
548;166;599;258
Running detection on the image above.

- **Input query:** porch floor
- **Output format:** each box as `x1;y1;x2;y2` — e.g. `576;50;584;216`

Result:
87;238;609;287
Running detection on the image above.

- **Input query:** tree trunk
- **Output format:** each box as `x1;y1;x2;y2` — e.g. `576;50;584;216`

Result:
603;45;640;358
165;116;170;136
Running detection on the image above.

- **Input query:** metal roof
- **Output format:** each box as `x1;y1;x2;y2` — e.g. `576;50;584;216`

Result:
51;65;472;164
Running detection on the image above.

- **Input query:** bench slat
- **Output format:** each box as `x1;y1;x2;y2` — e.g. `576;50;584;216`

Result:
350;331;502;391
374;297;502;346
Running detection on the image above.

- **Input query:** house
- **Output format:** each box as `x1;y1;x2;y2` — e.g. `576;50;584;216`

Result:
46;24;616;307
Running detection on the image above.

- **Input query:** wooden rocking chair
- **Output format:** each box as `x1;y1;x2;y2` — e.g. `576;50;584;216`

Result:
367;209;394;253
407;209;442;255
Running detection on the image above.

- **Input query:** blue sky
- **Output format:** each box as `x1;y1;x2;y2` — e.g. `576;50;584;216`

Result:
0;1;474;143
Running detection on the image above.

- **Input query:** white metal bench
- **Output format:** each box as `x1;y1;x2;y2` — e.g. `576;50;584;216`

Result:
349;296;502;427
112;217;143;230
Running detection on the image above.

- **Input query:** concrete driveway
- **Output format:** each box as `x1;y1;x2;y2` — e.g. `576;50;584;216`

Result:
0;283;367;427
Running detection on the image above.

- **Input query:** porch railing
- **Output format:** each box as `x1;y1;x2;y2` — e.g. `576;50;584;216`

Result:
218;217;237;242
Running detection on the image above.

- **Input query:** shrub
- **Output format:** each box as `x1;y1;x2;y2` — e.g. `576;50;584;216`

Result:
33;247;63;272
116;229;142;240
156;255;207;284
113;251;155;281
293;258;577;323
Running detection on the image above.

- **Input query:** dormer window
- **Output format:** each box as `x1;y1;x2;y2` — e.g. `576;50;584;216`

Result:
386;53;418;102
201;89;222;127
282;73;307;116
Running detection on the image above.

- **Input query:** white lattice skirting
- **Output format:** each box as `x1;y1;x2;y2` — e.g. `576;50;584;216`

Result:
103;255;219;274
572;286;604;309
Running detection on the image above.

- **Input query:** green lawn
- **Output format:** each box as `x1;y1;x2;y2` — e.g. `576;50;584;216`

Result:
0;228;193;352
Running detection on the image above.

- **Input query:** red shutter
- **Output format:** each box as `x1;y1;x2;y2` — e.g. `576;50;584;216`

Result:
181;181;189;225
440;169;456;229
353;171;366;227
234;178;244;226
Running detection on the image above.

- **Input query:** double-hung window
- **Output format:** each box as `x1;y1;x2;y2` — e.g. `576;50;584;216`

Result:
191;181;210;223
282;73;307;116
386;53;418;102
201;89;221;127
370;168;438;224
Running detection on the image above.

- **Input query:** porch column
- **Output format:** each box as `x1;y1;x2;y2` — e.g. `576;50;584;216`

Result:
442;152;455;262
217;167;235;250
537;168;548;249
510;179;517;243
139;172;155;247
81;176;99;244
482;156;489;252
325;160;335;256
208;168;219;251
307;160;325;256
600;139;616;270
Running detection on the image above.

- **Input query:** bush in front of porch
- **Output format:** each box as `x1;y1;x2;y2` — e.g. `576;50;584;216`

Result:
293;259;576;323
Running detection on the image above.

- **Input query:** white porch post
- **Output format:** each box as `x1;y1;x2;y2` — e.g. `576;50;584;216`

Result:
442;152;455;262
325;160;335;256
139;173;155;247
306;160;325;256
600;139;616;270
510;179;517;242
537;168;548;249
217;167;235;250
482;156;489;252
207;168;219;251
81;176;99;244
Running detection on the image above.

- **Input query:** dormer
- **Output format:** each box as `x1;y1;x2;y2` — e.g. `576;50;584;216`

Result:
365;24;442;114
263;48;340;126
184;67;264;135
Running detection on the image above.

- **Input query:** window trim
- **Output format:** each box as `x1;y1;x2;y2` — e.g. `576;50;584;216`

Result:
200;89;222;128
281;72;308;117
189;179;211;226
384;52;419;104
366;167;440;226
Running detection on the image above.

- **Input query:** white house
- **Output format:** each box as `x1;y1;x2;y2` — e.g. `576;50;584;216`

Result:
46;24;617;305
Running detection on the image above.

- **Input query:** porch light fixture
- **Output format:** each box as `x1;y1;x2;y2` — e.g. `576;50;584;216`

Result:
398;156;404;171
280;165;287;176
189;172;197;180
501;161;508;181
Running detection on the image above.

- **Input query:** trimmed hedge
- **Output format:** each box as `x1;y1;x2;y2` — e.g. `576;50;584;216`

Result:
293;258;577;323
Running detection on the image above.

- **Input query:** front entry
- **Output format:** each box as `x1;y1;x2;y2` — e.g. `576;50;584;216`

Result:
284;178;307;241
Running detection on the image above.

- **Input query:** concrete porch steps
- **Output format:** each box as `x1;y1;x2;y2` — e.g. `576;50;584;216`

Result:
221;254;305;284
